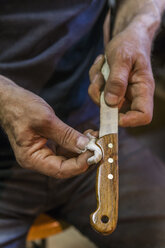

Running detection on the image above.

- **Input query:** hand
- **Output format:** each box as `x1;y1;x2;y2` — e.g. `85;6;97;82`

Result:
0;76;92;178
88;24;155;127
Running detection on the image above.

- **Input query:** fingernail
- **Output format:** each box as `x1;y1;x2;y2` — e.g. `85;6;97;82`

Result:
94;55;103;64
105;92;119;106
77;136;89;151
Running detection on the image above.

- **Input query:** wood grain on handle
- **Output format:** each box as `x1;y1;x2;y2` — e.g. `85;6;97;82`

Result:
90;134;118;235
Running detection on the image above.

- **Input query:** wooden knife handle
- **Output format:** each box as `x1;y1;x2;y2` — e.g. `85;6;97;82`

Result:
90;134;118;235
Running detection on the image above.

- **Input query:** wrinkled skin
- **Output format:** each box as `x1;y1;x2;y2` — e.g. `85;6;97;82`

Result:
89;23;155;127
0;76;96;178
0;1;159;178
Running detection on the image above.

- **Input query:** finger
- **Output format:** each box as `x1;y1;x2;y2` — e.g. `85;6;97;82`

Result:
46;140;76;158
89;55;105;81
83;129;99;138
17;141;93;179
88;74;104;105
119;110;152;127
35;115;90;154
88;55;105;105
57;130;99;158
119;91;153;127
104;53;131;106
56;146;78;158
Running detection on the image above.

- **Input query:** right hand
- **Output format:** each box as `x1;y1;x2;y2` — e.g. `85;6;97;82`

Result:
0;76;92;178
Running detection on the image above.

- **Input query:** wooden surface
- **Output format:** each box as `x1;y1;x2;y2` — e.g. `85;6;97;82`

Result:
27;214;65;241
90;134;119;235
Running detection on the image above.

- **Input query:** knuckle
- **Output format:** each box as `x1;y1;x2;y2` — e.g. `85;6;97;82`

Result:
116;46;132;65
15;135;25;147
110;78;126;96
31;108;55;131
137;52;149;69
15;129;29;147
40;110;54;127
61;127;75;146
107;42;133;66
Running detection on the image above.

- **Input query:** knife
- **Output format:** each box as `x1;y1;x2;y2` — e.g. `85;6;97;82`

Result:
90;60;119;235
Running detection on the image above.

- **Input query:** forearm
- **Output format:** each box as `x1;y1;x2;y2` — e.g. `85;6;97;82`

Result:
113;0;165;39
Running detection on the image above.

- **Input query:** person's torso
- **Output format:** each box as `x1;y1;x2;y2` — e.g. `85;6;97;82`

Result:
0;1;106;89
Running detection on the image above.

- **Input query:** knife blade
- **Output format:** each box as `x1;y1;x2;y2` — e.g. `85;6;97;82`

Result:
90;60;119;235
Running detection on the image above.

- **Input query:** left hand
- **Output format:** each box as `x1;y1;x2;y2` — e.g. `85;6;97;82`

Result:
88;23;155;127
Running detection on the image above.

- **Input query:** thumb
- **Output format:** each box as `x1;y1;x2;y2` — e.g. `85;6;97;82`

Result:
43;115;89;154
104;60;130;106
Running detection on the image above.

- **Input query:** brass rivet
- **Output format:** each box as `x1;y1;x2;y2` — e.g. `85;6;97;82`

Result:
108;174;113;179
108;143;113;148
108;158;113;163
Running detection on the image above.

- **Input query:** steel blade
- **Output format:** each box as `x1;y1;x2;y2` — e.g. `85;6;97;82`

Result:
99;60;118;137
